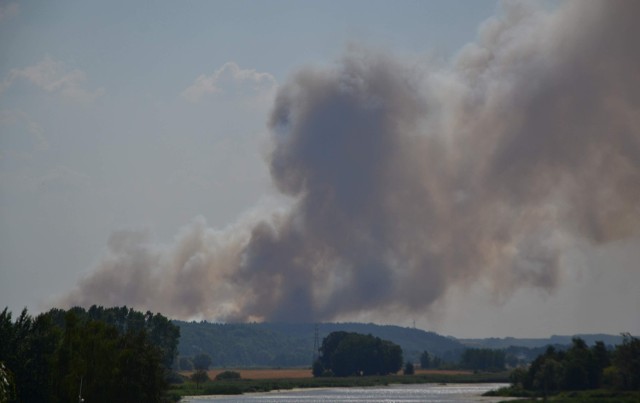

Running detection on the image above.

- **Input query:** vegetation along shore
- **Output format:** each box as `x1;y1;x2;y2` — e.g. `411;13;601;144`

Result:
1;305;638;402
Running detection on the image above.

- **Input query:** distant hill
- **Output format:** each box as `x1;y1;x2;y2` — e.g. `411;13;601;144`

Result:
175;321;629;369
459;334;627;349
175;321;465;368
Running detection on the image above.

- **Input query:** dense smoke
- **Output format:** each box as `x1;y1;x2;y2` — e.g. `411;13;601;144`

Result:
61;0;640;322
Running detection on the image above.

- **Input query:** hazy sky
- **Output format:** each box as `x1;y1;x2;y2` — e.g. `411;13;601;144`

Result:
1;0;638;338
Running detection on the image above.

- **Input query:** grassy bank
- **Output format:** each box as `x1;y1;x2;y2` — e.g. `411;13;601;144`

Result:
168;370;510;401
485;387;640;402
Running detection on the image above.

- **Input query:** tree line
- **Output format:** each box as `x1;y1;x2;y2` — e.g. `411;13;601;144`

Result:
311;333;510;377
0;305;180;403
417;348;506;371
510;335;640;395
459;348;506;371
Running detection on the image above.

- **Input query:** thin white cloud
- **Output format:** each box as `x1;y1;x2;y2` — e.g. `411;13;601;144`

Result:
0;57;104;102
181;62;276;103
0;2;19;22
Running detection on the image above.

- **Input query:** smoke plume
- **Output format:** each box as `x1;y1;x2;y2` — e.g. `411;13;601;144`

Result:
61;0;640;322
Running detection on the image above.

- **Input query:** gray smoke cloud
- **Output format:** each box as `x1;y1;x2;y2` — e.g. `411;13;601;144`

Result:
60;0;640;322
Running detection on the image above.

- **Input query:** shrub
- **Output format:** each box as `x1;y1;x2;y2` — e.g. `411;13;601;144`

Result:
215;370;241;381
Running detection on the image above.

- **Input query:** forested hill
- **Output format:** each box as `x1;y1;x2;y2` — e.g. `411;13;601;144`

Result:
175;321;464;368
459;334;627;349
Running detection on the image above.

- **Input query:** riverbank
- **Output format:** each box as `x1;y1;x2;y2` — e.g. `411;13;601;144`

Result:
485;386;640;402
167;369;511;401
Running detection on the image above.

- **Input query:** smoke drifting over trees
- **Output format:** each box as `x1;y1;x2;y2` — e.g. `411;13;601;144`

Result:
61;1;640;323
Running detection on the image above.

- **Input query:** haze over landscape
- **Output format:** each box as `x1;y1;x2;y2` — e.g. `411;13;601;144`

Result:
1;0;639;338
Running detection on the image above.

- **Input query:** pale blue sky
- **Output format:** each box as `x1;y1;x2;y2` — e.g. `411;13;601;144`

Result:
2;0;638;338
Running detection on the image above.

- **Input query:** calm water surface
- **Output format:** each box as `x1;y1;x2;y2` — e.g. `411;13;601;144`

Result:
182;383;510;402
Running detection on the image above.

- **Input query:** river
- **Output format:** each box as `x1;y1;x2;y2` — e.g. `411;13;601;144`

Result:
181;383;510;402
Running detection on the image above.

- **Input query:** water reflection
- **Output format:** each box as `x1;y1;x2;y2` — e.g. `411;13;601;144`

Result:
183;382;509;402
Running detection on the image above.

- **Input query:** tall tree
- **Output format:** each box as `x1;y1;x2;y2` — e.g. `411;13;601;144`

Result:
315;332;403;377
613;334;640;390
420;350;431;369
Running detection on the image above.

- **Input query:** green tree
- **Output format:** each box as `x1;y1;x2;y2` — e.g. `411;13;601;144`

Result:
312;359;324;377
509;367;528;389
116;329;166;403
534;359;563;398
512;338;633;394
83;305;180;371
315;332;403;377
589;341;610;388
403;361;414;375
3;309;40;402
25;313;61;401
612;334;640;390
193;353;212;371
380;340;403;375
77;320;120;402
190;370;209;389
0;306;174;403
420;350;430;369
318;331;350;371
52;311;124;403
563;338;590;390
522;346;561;390
144;311;180;370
